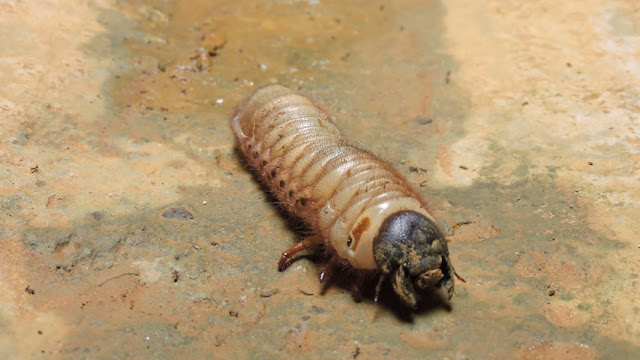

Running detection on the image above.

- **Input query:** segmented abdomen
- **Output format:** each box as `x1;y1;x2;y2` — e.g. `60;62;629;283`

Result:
231;85;426;268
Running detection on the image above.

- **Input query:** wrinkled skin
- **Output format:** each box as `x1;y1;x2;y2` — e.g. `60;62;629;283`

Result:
373;210;455;309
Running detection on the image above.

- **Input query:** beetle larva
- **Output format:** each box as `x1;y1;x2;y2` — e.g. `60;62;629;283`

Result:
231;84;460;308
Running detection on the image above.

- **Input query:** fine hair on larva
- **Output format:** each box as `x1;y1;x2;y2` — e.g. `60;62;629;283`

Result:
231;84;461;309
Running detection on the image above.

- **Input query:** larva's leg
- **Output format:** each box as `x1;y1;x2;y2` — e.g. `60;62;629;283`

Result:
319;262;335;284
374;276;385;304
352;272;369;303
278;235;322;271
319;261;338;294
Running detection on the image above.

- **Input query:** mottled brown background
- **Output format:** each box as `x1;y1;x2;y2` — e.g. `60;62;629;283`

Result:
1;0;639;358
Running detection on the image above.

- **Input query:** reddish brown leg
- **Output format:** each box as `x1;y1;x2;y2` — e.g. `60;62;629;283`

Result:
319;262;336;294
319;263;334;284
278;235;322;271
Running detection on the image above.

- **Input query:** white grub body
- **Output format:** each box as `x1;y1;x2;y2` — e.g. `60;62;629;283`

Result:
231;85;438;270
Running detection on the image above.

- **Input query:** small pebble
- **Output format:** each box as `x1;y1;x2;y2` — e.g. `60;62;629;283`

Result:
260;288;280;298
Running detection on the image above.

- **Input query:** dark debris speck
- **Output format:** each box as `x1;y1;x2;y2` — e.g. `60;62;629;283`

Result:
299;289;314;296
415;117;433;125
162;208;194;220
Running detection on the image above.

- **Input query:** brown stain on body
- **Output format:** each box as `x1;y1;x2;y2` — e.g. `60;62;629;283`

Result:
351;216;371;251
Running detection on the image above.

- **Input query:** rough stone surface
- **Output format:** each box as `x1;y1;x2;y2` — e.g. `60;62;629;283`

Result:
1;0;639;358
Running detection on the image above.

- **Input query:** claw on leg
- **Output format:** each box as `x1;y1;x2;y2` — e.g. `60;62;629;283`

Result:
319;263;334;284
318;262;336;294
453;268;466;283
374;276;385;304
278;235;322;271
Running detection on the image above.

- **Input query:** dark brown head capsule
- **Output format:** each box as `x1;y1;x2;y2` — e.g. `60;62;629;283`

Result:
373;210;454;309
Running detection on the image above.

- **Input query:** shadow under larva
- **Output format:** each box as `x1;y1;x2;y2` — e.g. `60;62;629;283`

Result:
230;84;463;309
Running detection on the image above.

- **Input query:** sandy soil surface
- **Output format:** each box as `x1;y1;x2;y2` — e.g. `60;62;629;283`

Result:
1;0;639;358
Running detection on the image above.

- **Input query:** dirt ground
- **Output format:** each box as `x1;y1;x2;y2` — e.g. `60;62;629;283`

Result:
1;0;639;358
